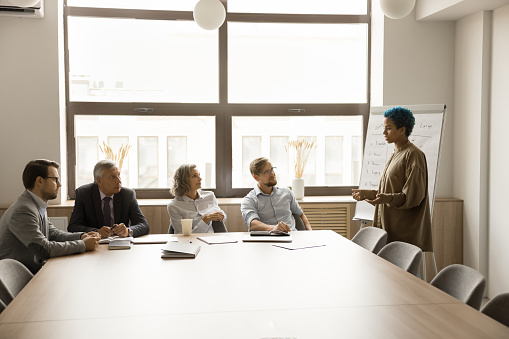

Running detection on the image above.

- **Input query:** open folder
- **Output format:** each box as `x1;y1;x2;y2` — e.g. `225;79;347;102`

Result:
161;242;201;258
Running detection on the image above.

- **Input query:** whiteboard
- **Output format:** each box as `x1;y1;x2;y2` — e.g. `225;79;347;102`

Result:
353;104;446;222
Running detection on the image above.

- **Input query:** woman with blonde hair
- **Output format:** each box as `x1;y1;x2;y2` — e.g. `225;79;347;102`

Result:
167;164;226;234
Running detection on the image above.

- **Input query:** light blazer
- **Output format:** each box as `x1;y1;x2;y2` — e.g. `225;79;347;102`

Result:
68;183;149;237
0;190;85;274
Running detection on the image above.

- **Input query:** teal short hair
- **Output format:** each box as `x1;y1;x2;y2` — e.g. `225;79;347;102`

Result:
384;107;415;137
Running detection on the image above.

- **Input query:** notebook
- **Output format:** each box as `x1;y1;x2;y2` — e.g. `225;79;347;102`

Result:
132;234;178;244
100;236;133;244
242;234;293;243
108;238;132;250
197;235;238;245
161;242;201;258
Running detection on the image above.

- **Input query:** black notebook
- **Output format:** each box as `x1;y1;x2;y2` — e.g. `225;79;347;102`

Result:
161;242;201;258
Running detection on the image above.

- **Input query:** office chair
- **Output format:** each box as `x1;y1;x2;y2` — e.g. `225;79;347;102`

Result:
430;264;486;310
168;221;227;234
377;241;422;277
481;293;509;327
0;259;34;308
351;226;388;254
293;214;307;231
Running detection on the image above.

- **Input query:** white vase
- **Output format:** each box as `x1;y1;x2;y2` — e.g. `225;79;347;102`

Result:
292;177;305;200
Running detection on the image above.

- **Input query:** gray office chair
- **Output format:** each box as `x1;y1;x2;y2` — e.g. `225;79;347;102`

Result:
351;226;388;254
293;214;306;231
168;221;227;234
430;264;486;310
0;259;34;308
377;241;422;277
0;298;6;313
481;293;509;327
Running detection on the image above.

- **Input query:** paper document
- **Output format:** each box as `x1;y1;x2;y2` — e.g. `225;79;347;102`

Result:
132;234;178;244
197;235;238;245
272;243;326;250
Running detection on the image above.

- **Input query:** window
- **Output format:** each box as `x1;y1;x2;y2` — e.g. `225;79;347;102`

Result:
65;1;370;198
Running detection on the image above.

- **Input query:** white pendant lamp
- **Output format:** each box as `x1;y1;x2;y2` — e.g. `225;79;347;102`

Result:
380;0;416;19
8;0;40;7
193;0;226;30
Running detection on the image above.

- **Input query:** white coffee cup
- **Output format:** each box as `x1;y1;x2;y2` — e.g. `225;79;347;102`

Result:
182;219;193;236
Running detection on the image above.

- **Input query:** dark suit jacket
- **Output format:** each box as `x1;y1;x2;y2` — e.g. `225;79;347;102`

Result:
68;183;149;237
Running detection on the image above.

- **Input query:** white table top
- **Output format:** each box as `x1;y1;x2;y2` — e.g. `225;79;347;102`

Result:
0;231;507;338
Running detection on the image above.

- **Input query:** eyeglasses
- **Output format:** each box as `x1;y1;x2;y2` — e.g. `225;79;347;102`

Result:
45;177;61;185
259;167;277;176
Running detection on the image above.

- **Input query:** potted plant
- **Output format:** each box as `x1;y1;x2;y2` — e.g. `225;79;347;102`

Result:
285;139;316;199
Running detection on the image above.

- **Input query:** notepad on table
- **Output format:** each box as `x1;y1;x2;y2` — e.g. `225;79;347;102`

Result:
99;236;133;244
197;235;238;245
161;242;201;258
108;238;132;250
242;234;293;243
132;234;178;244
272;243;326;250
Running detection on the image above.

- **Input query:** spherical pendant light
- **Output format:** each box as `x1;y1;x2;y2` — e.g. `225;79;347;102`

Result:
193;0;226;31
380;0;416;19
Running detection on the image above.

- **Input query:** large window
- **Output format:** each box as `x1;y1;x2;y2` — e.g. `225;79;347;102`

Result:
65;0;370;198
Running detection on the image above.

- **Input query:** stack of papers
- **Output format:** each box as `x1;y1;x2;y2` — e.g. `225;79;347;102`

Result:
108;238;132;250
161;242;201;258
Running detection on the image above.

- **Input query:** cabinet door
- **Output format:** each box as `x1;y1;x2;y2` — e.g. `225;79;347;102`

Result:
300;203;350;238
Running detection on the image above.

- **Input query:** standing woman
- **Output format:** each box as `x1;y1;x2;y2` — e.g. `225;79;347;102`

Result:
352;107;433;252
167;164;227;234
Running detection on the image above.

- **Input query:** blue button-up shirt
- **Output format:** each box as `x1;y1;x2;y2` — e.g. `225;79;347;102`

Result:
241;186;303;231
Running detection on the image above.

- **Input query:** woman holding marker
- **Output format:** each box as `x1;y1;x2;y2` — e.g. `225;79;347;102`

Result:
352;107;432;251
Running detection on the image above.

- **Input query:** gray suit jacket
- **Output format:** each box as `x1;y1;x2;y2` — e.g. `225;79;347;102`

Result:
0;190;85;274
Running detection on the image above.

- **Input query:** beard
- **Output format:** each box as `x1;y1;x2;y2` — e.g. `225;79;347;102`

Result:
263;178;277;187
41;190;58;201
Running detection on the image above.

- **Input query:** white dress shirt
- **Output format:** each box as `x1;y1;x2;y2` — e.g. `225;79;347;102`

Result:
167;190;227;234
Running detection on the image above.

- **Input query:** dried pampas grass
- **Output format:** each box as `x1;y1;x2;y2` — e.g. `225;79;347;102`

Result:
99;141;131;172
285;139;317;178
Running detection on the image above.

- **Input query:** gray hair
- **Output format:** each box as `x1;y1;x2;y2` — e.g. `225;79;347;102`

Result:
171;164;196;197
94;159;118;182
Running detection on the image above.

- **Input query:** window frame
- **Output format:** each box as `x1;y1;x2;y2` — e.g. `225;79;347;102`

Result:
64;1;371;199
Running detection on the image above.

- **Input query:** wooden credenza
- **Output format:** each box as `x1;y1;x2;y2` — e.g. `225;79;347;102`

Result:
0;197;462;281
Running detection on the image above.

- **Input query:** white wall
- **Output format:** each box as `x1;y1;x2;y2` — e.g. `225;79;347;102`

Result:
489;4;509;298
382;10;456;198
0;0;65;206
453;11;491;279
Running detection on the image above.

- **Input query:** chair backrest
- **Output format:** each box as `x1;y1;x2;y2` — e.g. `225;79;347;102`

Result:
212;221;228;233
481;293;509;327
293;214;306;231
168;221;227;233
351;227;388;254
430;264;486;310
377;241;422;277
0;259;34;307
0;298;6;314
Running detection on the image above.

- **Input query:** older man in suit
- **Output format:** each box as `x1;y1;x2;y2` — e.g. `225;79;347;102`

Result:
68;160;149;238
0;159;99;274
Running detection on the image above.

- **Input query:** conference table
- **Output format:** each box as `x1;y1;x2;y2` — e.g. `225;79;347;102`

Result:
0;230;507;338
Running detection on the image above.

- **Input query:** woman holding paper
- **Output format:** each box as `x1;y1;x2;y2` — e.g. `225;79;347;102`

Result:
352;107;432;251
167;164;227;234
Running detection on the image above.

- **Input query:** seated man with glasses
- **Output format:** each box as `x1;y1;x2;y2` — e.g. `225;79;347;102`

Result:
68;159;149;239
0;159;100;274
241;157;312;232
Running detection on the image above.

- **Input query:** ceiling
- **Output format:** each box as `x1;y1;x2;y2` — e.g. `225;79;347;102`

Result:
415;0;509;21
